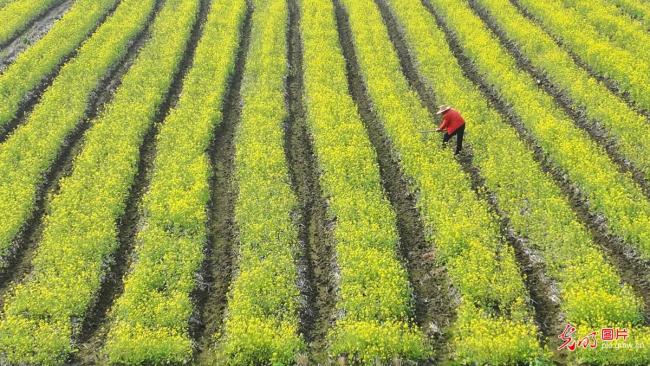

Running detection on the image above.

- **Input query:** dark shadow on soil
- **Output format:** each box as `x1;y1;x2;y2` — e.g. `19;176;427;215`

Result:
421;0;650;330
379;0;560;354
0;0;166;307
72;0;214;363
334;0;457;363
507;0;650;123
0;0;123;143
467;0;650;201
192;3;252;364
285;0;338;362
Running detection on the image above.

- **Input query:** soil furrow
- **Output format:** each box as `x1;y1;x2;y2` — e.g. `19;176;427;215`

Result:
285;0;337;360
0;0;74;69
193;3;252;362
421;0;650;324
507;0;650;122
73;0;214;362
0;0;72;50
0;0;165;304
334;0;456;362
467;0;650;200
0;0;123;143
378;0;561;349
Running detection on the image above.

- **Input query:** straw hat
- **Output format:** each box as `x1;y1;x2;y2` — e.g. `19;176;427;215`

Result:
436;105;451;115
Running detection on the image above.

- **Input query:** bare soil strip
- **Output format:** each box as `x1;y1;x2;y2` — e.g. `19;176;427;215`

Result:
285;0;338;360
468;0;650;200
0;0;123;143
0;0;73;69
0;0;71;49
378;0;561;348
192;3;252;362
72;0;215;363
334;0;456;362
0;0;167;307
508;0;650;122
421;0;650;324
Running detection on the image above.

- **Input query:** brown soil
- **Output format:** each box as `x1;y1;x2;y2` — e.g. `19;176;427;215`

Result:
193;3;252;364
285;0;339;362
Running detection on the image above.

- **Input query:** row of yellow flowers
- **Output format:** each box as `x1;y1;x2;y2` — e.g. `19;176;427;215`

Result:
0;0;63;45
217;0;305;364
302;0;428;363
473;0;650;182
104;0;248;363
339;0;545;363
428;0;650;258
558;0;650;62
0;0;158;270
0;0;197;363
0;0;117;135
515;0;650;118
603;0;650;28
387;0;650;363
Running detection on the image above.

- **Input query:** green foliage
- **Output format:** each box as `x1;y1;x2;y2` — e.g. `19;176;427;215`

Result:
103;0;247;363
0;0;118;133
217;0;305;363
0;0;158;270
0;0;63;45
516;0;650;116
603;0;650;28
301;0;428;361
339;0;545;363
0;0;198;363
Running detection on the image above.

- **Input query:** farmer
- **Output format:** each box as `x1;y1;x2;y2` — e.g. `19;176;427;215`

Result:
436;105;465;155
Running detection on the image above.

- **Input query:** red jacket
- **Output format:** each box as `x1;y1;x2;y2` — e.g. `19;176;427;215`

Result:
439;109;465;135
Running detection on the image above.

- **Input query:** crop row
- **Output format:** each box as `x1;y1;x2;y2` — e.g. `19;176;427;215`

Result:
0;0;63;46
428;0;650;258
604;0;650;27
558;0;650;62
217;0;304;364
514;0;650;116
471;0;650;182
0;0;157;271
339;0;544;363
302;0;427;363
0;0;118;134
386;0;650;363
0;0;198;363
104;0;248;363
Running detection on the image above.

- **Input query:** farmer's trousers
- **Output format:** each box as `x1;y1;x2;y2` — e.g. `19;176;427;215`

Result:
442;124;465;155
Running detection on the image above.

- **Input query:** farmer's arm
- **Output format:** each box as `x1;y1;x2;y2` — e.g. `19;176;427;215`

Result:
437;115;448;132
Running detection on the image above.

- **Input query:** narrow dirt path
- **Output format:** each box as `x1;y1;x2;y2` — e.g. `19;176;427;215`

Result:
379;0;562;350
0;0;167;309
72;0;215;363
192;3;253;363
467;0;650;200
421;0;650;325
285;0;338;361
0;0;74;69
0;0;123;144
334;0;456;362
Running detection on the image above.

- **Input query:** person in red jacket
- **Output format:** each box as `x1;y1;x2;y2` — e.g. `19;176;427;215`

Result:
436;105;465;155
